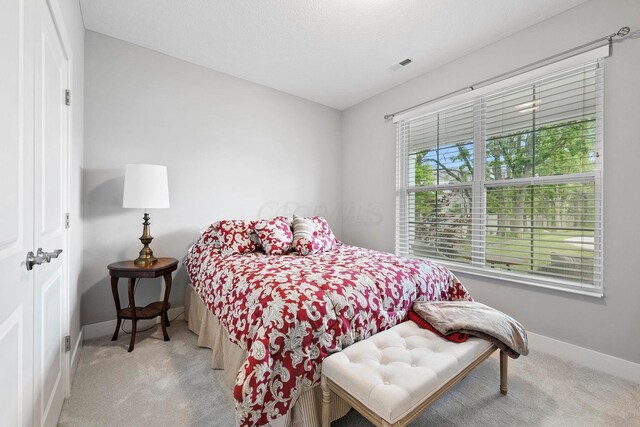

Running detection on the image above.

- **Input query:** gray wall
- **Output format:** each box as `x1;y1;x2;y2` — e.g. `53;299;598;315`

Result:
83;0;640;364
83;31;342;325
342;0;640;363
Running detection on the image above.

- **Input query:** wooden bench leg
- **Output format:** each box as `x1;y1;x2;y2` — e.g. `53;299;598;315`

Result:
500;351;508;395
321;375;331;427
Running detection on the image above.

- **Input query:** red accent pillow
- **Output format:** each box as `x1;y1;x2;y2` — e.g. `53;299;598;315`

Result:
201;221;221;249
218;220;258;256
294;234;323;256
292;215;337;255
311;216;338;246
255;216;293;255
408;310;469;343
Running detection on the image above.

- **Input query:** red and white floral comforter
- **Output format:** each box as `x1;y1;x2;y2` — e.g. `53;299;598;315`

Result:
184;240;471;426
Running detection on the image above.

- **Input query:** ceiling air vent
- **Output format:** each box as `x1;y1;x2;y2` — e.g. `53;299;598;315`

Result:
389;58;413;71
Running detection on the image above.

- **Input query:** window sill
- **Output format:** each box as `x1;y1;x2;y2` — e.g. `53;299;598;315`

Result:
432;260;604;298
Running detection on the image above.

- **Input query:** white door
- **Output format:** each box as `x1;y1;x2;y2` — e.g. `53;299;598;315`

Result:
33;2;69;426
0;0;35;426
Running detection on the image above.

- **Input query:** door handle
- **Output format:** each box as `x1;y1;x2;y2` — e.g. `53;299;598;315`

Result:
26;250;50;271
37;248;63;261
25;248;62;271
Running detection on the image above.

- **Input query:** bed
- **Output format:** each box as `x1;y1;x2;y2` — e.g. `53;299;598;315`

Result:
184;229;472;427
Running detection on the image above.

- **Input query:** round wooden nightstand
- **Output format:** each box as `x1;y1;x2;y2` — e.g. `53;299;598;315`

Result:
107;257;178;352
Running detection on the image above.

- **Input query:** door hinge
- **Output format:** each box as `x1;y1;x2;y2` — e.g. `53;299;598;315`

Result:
65;335;71;352
65;89;70;106
65;213;70;229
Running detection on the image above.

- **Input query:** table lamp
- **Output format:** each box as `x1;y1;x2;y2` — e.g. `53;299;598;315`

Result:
123;164;170;266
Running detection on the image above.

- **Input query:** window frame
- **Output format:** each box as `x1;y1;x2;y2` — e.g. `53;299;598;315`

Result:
396;58;604;298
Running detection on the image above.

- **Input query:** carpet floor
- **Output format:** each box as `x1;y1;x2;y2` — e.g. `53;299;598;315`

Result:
59;321;640;426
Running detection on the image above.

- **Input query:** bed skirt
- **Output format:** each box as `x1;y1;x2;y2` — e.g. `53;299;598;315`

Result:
184;284;351;427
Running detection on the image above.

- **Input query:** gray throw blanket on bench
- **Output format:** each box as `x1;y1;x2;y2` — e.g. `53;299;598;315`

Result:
412;301;529;359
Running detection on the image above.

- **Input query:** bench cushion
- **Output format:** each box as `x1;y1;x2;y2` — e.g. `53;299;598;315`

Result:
322;321;493;423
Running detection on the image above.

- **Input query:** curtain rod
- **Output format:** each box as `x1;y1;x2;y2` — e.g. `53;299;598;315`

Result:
384;26;631;121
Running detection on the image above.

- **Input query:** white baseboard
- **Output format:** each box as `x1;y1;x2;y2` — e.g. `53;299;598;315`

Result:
83;307;185;341
528;331;640;383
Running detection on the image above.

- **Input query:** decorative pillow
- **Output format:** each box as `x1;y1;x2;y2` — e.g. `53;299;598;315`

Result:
292;216;319;256
311;216;338;245
218;220;258;256
254;216;293;255
248;229;262;249
184;221;221;273
201;221;221;249
292;215;336;255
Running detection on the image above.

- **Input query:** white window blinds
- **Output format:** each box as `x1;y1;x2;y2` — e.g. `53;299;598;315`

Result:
396;61;603;295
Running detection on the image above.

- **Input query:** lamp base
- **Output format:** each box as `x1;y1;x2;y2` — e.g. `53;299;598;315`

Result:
134;212;158;267
134;250;158;267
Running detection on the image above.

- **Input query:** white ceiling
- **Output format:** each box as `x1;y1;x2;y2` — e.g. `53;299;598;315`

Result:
79;0;587;110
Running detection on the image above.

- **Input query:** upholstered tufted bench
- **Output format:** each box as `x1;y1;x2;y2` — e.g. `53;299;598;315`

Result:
321;321;507;427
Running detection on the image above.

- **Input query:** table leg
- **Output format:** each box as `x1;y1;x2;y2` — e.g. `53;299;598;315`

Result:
164;297;171;328
321;376;330;427
500;350;508;395
110;276;122;341
128;278;137;352
161;272;172;341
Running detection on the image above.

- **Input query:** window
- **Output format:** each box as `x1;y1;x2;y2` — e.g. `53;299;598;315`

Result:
396;61;603;295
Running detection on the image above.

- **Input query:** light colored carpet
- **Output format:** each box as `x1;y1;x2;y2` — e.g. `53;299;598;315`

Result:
59;320;640;427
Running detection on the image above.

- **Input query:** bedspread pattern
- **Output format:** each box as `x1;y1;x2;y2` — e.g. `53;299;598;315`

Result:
184;239;471;426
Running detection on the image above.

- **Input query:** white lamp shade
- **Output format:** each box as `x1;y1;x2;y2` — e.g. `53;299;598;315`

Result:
122;164;170;209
